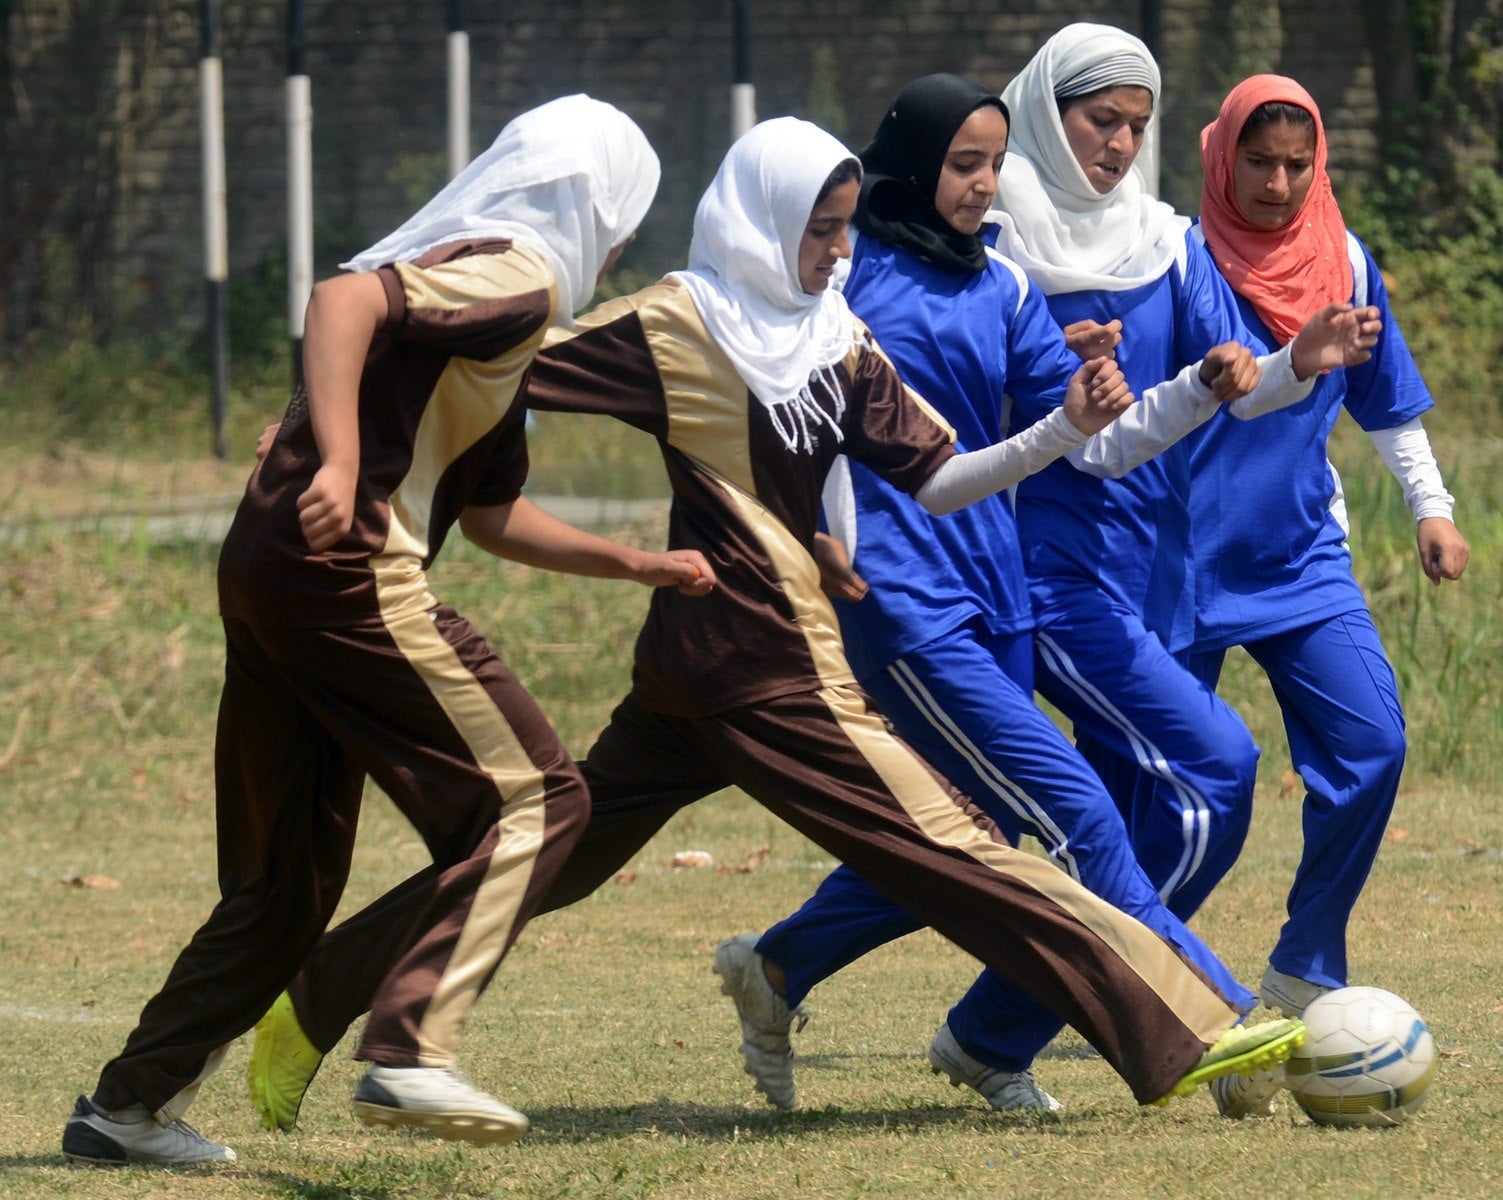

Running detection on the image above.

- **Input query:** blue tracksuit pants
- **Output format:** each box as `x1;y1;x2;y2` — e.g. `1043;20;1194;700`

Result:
1187;608;1405;989
1029;596;1261;919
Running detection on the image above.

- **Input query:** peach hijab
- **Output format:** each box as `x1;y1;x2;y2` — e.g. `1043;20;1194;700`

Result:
1198;74;1349;345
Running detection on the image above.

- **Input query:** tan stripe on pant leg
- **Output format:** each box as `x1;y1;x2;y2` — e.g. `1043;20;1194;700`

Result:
381;607;547;1066
821;682;1232;1045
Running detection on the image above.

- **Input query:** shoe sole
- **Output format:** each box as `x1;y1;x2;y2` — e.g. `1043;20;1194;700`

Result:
1156;1026;1305;1105
63;1148;234;1168
713;940;796;1110
734;1041;795;1109
930;1056;973;1092
247;1010;325;1132
63;1149;232;1167
352;1100;529;1145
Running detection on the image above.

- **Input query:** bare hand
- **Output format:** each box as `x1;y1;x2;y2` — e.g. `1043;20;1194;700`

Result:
1197;342;1262;402
1063;356;1134;435
638;549;717;595
813;532;869;602
1063;318;1123;360
1417;517;1470;583
1291;303;1382;379
296;460;358;552
256;422;283;462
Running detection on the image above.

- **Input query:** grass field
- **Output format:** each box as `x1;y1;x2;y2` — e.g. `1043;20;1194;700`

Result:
1;403;1500;1197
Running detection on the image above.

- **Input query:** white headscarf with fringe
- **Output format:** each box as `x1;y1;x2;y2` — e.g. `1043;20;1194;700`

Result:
994;23;1187;295
672;117;862;455
342;94;659;322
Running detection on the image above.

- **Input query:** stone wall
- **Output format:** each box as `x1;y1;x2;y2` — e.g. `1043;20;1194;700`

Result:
0;0;1383;347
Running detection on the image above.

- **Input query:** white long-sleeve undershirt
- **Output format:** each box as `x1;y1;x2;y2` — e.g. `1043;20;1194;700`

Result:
1367;416;1455;522
915;343;1311;516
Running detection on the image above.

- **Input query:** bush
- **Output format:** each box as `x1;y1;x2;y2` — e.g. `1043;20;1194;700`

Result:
1344;160;1503;433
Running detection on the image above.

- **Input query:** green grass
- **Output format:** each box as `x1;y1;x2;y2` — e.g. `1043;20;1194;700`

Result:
3;413;1502;1196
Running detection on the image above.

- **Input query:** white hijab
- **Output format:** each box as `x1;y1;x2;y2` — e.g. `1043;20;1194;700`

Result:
342;94;660;321
672;117;862;454
994;23;1187;295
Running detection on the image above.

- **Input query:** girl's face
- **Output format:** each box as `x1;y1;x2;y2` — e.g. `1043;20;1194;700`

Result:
1060;86;1153;193
798;176;858;294
934;105;1010;236
1233;119;1317;229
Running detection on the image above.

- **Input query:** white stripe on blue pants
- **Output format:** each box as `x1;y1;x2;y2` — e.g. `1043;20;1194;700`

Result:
1031;601;1259;918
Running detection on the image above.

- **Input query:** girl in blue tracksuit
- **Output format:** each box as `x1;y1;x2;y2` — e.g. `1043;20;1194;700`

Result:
1188;74;1469;1019
730;72;1368;1112
930;25;1379;1086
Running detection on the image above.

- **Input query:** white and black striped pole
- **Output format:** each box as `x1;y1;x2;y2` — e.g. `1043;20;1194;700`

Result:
731;0;755;140
446;0;470;179
199;0;230;458
286;0;313;385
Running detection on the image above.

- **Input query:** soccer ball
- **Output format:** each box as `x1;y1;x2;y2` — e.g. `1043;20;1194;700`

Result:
1284;986;1436;1128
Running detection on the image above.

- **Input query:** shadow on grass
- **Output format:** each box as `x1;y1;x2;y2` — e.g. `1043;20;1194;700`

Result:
0;1157;399;1200
0;1096;1099;1193
789;1044;1101;1068
515;1098;1094;1144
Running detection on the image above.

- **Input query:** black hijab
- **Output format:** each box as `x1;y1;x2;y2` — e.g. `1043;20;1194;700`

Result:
856;73;1008;275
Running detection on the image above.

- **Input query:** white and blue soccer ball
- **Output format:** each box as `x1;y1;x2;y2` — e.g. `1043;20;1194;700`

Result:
1284;986;1437;1128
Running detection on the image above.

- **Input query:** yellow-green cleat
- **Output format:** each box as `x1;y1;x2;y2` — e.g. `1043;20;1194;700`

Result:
247;991;325;1131
1154;1018;1305;1106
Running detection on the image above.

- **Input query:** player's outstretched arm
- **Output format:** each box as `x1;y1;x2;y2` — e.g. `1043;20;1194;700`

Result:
459;497;715;595
914;357;1136;515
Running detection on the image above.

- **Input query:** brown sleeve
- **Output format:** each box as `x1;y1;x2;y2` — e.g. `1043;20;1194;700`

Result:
523;308;670;439
467;406;531;508
842;340;958;495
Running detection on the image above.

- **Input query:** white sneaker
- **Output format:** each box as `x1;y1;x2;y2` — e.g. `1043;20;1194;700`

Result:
61;1095;237;1166
352;1065;529;1145
1210;1065;1284;1118
928;1023;1062;1114
1260;967;1334;1017
712;935;808;1109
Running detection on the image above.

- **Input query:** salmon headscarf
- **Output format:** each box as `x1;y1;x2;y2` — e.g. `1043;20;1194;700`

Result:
1198;74;1349;345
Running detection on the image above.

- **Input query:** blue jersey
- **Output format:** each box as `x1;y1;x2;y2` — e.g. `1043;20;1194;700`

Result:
1013;230;1246;652
1188;229;1433;651
830;228;1080;681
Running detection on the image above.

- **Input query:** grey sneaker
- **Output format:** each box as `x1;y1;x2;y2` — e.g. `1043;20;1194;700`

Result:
928;1023;1063;1114
62;1095;237;1166
352;1065;529;1145
1260;967;1334;1017
712;935;808;1109
1210;1065;1284;1118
